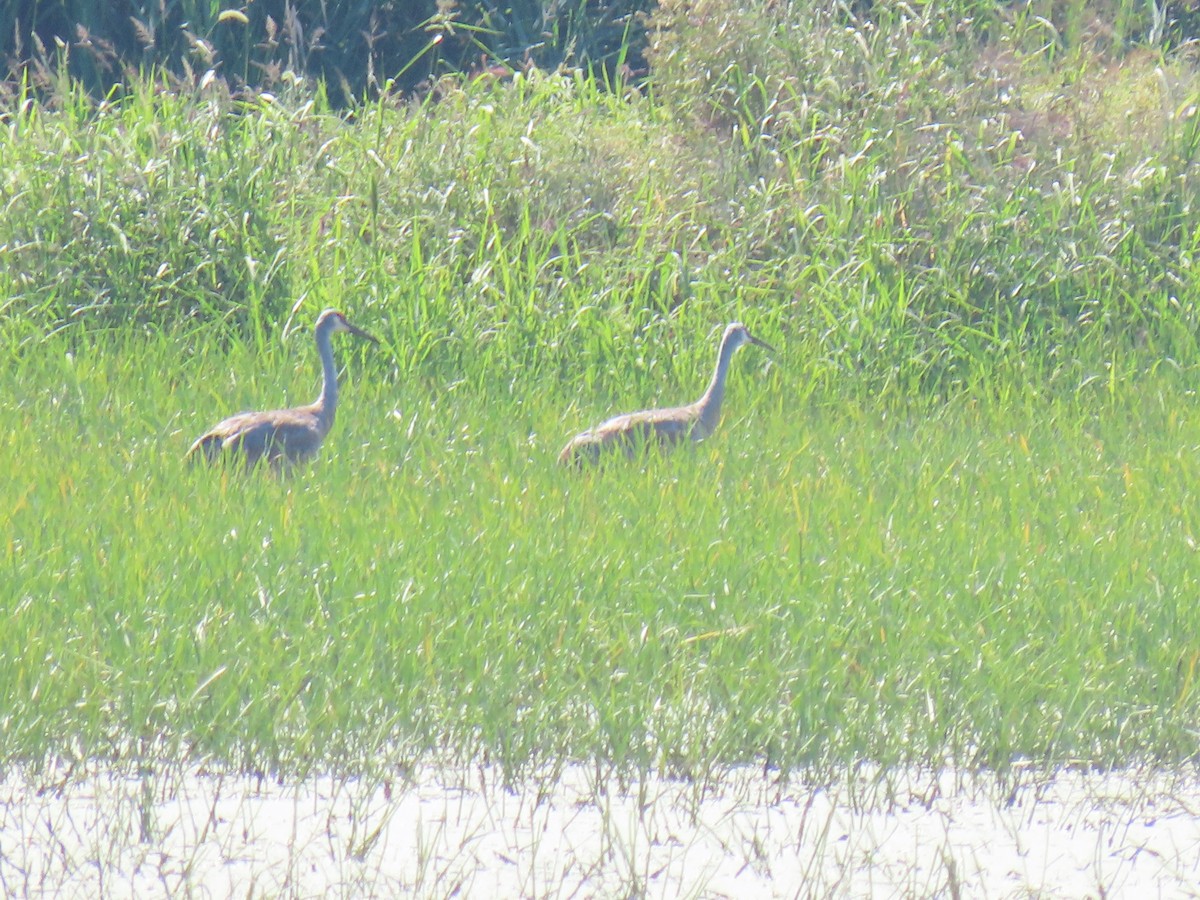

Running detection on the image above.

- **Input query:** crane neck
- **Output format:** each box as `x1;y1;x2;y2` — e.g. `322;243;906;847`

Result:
694;329;738;435
314;322;339;430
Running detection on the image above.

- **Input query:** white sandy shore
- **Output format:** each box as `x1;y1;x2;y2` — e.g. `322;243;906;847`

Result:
3;762;1199;897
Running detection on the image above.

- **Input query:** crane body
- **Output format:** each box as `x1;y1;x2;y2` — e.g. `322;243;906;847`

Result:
188;309;378;470
559;323;775;466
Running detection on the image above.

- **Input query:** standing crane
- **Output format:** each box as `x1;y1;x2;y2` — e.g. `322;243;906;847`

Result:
559;322;776;466
188;308;379;469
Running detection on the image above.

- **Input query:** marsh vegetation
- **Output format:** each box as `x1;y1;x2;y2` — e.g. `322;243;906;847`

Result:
3;1;1200;792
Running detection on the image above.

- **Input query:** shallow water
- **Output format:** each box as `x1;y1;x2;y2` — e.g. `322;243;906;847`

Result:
2;762;1198;897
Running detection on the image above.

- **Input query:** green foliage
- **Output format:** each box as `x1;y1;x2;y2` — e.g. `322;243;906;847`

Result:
5;1;1200;104
4;21;1200;394
2;0;653;100
645;0;1200;390
3;331;1200;780
3;1;1200;780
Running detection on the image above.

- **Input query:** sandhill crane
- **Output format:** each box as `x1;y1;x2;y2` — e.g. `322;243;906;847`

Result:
559;322;776;467
188;308;379;469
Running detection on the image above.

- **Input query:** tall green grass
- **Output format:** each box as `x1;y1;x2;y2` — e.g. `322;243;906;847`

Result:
3;5;1200;781
4;330;1200;781
4;7;1200;395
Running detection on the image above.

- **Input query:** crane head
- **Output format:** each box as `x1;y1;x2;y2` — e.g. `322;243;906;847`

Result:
317;308;380;344
726;322;776;354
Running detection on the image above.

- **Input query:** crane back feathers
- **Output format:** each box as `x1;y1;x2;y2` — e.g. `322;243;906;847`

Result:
188;406;327;469
558;404;700;466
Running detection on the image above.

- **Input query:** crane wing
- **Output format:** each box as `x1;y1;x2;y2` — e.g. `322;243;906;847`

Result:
189;409;323;467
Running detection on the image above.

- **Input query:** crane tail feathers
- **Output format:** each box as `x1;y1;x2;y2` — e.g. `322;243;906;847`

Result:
187;433;224;465
558;433;603;468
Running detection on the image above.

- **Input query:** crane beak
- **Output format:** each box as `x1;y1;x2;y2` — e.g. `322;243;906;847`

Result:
748;333;776;353
345;321;381;344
